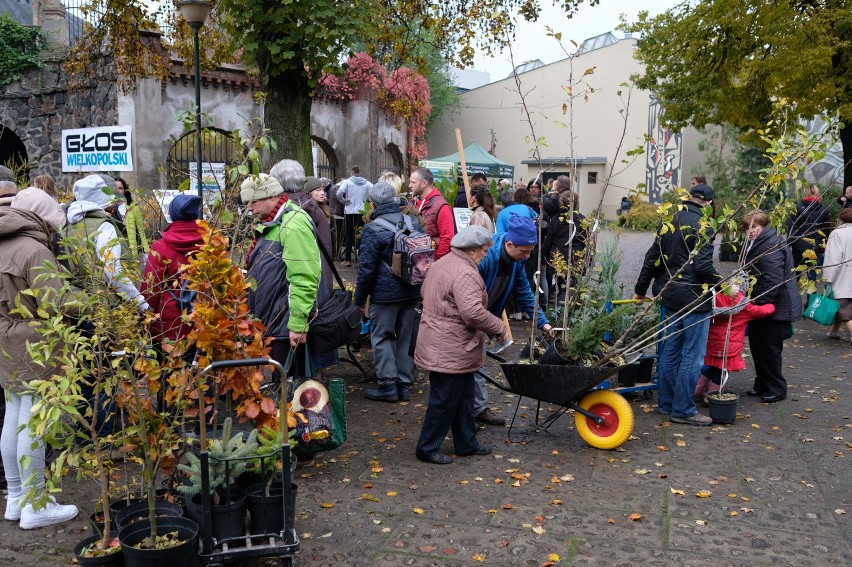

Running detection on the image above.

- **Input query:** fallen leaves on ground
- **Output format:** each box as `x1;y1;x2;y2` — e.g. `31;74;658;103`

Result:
320;502;335;508
412;507;425;514
670;487;685;495
360;493;380;502
532;525;546;535
628;513;642;521
472;553;486;562
695;490;712;498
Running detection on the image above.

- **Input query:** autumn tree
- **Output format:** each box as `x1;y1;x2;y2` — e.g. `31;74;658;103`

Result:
68;0;593;172
623;0;852;187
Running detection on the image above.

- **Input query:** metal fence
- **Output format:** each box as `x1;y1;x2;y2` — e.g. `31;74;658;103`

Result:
62;0;174;45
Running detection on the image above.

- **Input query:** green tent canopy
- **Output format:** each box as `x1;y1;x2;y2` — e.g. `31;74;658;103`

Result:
422;142;515;180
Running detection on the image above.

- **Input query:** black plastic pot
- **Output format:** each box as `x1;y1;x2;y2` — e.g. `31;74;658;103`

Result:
89;511;116;536
115;500;184;531
73;534;124;566
185;488;246;541
109;497;141;516
617;362;639;387
539;341;571;366
707;393;739;424
118;516;198;567
246;482;298;535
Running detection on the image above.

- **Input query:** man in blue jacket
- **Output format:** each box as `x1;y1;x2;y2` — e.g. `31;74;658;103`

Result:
476;215;554;425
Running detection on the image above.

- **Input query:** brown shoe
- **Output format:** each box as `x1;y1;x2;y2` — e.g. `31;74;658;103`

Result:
475;408;505;426
670;413;712;426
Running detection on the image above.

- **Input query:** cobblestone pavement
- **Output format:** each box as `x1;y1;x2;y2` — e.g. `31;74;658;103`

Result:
0;230;850;566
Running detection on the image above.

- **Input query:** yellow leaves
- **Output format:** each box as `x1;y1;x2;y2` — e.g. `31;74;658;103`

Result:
386;491;397;497
727;493;737;498
550;476;561;484
695;519;707;526
548;553;561;562
628;513;643;521
531;525;546;535
472;553;486;562
670;487;685;495
634;469;651;475
548;499;563;506
607;518;616;524
501;504;514;510
459;480;469;485
320;502;335;509
835;509;847;515
487;509;498;514
657;445;669;452
412;508;425;514
559;474;574;482
751;424;761;429
359;493;380;502
730;511;739;516
494;478;504;484
675;440;687;447
695;490;712;499
740;507;754;513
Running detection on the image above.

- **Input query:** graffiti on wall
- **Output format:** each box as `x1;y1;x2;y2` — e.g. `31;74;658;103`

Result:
646;95;682;203
803;116;844;187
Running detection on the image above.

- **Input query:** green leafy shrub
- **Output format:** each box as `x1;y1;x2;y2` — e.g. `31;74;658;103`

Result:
620;200;661;232
0;14;47;86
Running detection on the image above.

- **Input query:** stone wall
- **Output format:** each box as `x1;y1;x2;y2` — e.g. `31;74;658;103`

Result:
0;58;118;190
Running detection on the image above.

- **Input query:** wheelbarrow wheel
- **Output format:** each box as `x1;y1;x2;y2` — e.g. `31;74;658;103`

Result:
574;390;634;450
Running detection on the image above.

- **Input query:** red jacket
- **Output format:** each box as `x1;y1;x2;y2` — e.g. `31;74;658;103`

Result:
413;187;455;259
704;292;775;371
141;221;205;342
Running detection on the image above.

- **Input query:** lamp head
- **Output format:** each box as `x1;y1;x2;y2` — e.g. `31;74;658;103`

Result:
179;0;212;29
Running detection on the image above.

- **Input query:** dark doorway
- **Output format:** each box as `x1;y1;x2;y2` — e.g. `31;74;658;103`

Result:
0;126;28;181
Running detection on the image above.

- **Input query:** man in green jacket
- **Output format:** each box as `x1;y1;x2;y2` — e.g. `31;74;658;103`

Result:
242;173;321;371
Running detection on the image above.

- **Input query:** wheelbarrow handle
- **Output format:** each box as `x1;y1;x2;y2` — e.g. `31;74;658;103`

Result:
485;350;509;363
610;299;640;305
200;358;287;379
475;369;515;394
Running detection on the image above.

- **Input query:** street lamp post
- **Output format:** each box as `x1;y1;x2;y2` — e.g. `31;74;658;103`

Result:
178;1;212;216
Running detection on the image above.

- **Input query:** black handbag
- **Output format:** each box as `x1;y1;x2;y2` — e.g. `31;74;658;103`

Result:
307;236;361;353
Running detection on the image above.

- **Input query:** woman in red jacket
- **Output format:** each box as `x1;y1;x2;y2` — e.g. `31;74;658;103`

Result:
141;194;204;355
694;281;775;404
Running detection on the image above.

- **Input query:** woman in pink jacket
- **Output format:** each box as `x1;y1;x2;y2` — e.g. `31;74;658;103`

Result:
414;225;507;465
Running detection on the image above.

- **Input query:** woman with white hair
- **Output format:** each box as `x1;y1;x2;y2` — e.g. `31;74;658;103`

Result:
1;188;79;528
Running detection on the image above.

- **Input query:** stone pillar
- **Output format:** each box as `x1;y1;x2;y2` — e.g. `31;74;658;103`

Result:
39;0;69;59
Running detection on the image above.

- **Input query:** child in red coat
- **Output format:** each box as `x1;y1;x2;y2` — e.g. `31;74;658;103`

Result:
694;284;775;404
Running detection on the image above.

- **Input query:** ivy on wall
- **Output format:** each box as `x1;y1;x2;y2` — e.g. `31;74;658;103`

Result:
0;13;47;86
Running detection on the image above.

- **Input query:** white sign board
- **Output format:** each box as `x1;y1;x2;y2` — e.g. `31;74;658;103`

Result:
189;162;226;194
453;207;473;231
62;125;133;172
154;190;185;222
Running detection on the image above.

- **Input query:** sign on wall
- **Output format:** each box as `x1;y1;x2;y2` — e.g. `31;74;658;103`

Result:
62;126;134;172
189;162;226;194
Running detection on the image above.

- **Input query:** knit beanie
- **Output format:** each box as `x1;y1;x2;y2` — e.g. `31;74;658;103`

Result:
12;187;66;229
241;173;284;204
72;174;115;208
169;194;201;222
505;214;537;246
369;182;396;205
451;225;493;250
303;176;323;193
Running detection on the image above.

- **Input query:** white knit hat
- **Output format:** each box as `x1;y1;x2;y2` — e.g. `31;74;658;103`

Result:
72;174;115;208
241;173;284;204
12;187;66;230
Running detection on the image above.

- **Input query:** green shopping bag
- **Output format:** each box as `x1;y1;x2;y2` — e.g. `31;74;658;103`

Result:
803;285;840;326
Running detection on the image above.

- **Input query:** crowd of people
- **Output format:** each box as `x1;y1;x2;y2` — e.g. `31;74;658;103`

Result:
1;158;851;531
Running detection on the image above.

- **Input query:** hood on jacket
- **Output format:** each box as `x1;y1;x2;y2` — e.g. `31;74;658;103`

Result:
0;207;51;247
66;200;107;224
159;220;205;256
72;174;115;207
349;176;370;186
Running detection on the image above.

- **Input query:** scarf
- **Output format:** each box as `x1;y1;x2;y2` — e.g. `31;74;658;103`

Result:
246;194;289;266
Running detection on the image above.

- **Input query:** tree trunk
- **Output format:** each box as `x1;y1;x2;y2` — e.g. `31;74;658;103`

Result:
264;69;313;174
840;117;852;190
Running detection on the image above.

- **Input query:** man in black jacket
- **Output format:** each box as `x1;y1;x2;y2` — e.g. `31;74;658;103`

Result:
634;184;721;425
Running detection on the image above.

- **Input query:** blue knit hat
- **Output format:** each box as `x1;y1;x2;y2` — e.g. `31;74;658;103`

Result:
169;194;201;221
505;214;537;246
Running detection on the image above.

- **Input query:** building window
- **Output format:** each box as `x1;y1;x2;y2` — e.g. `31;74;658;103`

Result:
379;143;404;176
167;128;235;191
311;136;338;181
587;171;598;184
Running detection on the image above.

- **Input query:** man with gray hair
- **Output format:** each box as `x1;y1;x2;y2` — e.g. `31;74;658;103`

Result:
268;159;339;371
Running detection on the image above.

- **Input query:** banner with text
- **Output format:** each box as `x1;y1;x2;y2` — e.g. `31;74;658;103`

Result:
62;126;134;172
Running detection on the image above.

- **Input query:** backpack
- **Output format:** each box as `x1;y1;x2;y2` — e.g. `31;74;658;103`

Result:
167;273;198;314
373;215;435;285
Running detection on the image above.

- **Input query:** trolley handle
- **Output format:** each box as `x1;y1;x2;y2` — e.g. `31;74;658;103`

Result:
200;358;286;378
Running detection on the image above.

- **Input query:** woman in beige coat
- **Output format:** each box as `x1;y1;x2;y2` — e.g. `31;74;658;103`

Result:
825;208;852;343
414;225;507;465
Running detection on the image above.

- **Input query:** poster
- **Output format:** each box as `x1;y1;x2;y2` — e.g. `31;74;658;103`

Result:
62;125;133;172
189;162;226;194
453;207;473;231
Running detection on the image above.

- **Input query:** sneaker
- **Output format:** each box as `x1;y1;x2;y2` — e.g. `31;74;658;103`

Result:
475;408;506;426
670;413;713;426
4;495;21;521
19;499;78;529
509;312;523;321
827;332;841;340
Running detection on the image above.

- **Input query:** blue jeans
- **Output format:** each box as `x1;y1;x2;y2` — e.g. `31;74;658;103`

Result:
656;310;710;418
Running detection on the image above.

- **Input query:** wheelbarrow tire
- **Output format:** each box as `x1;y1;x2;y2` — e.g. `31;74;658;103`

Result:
574;390;634;450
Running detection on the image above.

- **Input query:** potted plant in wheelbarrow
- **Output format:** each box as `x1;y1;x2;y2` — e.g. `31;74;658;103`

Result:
244;423;299;535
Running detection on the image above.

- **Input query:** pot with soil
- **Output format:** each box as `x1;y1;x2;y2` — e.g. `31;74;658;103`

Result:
115;499;184;531
73;534;124;567
89;510;116;536
246;482;298;535
185;488;247;541
707;392;739;424
118;515;199;567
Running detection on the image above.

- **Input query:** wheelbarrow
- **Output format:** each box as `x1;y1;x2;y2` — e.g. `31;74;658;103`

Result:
477;351;635;450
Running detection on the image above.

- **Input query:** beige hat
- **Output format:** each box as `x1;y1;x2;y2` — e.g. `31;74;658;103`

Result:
241;173;284;204
451;225;494;250
12;187;65;230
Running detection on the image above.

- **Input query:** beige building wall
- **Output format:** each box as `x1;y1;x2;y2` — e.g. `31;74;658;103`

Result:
428;37;681;218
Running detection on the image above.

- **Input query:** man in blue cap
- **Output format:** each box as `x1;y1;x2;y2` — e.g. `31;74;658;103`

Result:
475;214;554;425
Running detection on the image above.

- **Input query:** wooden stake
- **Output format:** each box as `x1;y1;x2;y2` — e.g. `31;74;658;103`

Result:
501;310;514;341
455;128;472;205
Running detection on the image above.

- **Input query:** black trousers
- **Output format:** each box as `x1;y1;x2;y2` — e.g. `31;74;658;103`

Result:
416;371;479;456
747;319;790;397
343;214;363;261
